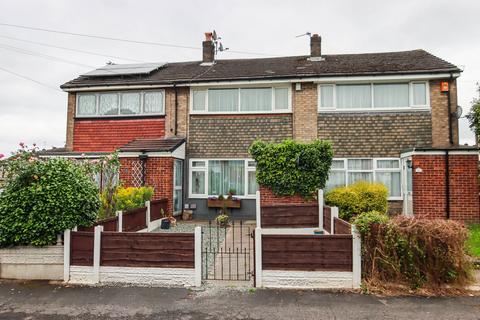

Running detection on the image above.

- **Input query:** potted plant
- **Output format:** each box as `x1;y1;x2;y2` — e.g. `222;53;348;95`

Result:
215;213;229;227
160;209;176;229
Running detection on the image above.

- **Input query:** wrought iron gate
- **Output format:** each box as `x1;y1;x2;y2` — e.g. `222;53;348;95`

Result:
202;220;254;281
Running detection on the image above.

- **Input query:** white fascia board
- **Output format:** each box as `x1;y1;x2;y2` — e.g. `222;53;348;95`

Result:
119;142;186;159
63;84;174;92
400;149;479;158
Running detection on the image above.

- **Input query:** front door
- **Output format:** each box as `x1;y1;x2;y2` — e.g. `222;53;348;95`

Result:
173;159;183;214
401;157;413;216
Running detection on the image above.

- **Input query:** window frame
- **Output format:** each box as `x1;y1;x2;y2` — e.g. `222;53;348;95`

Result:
188;158;258;199
189;85;292;115
318;81;430;112
326;157;402;200
76;89;166;118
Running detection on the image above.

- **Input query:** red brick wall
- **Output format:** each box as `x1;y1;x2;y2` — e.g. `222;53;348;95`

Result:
120;157;174;215
73;118;165;152
412;153;479;223
260;186;317;206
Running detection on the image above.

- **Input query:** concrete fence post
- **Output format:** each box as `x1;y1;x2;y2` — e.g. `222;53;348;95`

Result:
145;201;151;231
352;225;362;288
331;207;339;235
256;190;261;228
318;189;324;231
63;229;71;282
93;225;103;284
194;226;202;287
116;211;123;232
255;227;262;288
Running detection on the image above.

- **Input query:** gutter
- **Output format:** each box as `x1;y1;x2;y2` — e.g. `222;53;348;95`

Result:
174;83;178;136
447;73;454;145
445;149;450;219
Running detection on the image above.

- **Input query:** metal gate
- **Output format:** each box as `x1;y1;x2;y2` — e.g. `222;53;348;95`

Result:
202;220;254;281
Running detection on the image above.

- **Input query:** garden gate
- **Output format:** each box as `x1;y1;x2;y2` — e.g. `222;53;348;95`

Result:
201;220;254;282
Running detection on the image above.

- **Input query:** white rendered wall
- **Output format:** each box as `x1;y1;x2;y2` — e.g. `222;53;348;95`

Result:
262;270;354;289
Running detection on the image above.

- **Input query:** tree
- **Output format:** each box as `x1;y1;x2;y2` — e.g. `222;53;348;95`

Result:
466;83;480;143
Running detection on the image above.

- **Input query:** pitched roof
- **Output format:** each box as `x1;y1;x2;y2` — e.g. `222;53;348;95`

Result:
61;50;460;89
118;137;185;153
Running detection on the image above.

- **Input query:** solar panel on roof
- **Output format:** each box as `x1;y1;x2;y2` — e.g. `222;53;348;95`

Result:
82;62;166;77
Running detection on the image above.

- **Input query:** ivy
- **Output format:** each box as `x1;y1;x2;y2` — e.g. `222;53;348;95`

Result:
249;139;333;198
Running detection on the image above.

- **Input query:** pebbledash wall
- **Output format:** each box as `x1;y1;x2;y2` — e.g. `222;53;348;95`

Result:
410;151;480;223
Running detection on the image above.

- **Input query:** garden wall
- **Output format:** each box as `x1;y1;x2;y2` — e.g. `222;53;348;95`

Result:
0;245;64;280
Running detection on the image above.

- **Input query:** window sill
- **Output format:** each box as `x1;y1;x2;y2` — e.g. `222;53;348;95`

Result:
318;107;430;113
75;114;166;120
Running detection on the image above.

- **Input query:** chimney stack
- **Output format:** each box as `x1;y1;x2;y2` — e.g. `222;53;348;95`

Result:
202;32;215;64
310;34;321;58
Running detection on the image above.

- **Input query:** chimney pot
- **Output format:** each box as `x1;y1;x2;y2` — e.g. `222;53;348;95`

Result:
202;32;215;64
310;34;321;58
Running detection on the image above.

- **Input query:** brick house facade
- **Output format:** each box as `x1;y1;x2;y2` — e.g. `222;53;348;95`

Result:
49;32;478;222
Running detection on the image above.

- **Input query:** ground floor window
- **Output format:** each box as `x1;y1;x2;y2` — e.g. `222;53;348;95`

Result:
189;159;257;198
326;158;401;199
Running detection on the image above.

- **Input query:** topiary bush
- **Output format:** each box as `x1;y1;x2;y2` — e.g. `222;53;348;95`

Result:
249;139;333;198
354;215;473;290
0;145;100;247
325;181;388;221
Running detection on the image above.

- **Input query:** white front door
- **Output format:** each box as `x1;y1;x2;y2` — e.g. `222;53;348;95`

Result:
401;157;413;216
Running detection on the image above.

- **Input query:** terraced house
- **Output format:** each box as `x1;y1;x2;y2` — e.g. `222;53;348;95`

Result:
47;33;479;222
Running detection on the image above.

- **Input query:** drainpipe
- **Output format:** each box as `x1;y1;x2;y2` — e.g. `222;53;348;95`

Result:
174;84;178;136
447;74;454;146
139;153;148;186
445;149;450;219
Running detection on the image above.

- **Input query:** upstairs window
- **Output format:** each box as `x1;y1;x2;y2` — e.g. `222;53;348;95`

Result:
319;81;428;111
76;90;165;117
191;86;291;114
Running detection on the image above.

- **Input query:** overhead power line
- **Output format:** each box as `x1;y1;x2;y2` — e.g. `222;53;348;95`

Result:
0;65;61;91
0;34;143;62
0;22;277;57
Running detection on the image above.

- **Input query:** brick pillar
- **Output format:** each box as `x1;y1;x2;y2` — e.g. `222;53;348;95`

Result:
165;87;189;138
430;79;459;148
65;93;75;151
292;82;318;142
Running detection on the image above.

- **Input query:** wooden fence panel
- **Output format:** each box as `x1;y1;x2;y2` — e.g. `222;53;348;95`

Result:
70;231;94;266
150;199;168;221
261;204;318;228
122;207;147;232
334;217;351;235
262;235;352;271
77;216;118;232
323;206;331;233
100;232;195;268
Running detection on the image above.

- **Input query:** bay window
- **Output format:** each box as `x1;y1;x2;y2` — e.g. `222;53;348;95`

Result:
189;159;258;198
191;86;291;113
76;90;165;117
325;158;402;199
318;81;428;111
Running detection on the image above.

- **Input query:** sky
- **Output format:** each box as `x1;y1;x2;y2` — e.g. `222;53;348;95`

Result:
0;0;479;156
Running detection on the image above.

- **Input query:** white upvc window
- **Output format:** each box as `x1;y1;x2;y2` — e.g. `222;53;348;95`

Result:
325;158;402;200
76;90;165;117
190;86;291;114
318;81;429;112
189;159;258;198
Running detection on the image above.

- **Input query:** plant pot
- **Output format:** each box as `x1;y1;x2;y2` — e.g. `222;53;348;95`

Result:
182;210;193;221
160;218;171;229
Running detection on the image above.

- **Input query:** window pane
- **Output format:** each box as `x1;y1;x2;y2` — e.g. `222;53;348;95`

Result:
78;94;96;115
373;83;409;108
208;89;239;112
99;93;118;115
174;189;182;212
174;160;183;187
144;92;164;113
192;171;205;194
348;159;373;170
274;88;289;110
192;161;206;167
331;160;345;169
326;171;346;190
208;160;244;195
320;85;334;108
193;90;206;111
376;172;401;197
413;83;427;105
348;172;373;184
377;159;400;169
120;92;140;115
247;171;258;195
240;88;272;112
247;161;256;167
336;84;371;109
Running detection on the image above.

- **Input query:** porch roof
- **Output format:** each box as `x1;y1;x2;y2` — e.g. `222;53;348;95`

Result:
118;137;185;153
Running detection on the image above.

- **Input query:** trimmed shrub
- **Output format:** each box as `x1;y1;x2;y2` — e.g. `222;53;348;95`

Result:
0;146;100;247
325;181;388;221
115;186;154;212
249;139;333;198
355;216;473;289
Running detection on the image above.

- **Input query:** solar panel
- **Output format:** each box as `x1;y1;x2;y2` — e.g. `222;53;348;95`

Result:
82;62;166;77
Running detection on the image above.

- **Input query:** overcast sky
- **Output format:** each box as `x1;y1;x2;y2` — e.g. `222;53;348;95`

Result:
0;0;478;156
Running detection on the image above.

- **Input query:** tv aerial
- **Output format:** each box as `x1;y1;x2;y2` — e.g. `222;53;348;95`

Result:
212;30;229;55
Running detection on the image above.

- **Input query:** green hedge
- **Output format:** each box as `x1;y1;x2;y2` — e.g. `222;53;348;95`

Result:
249;139;333;198
325;181;388;221
0;149;99;247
